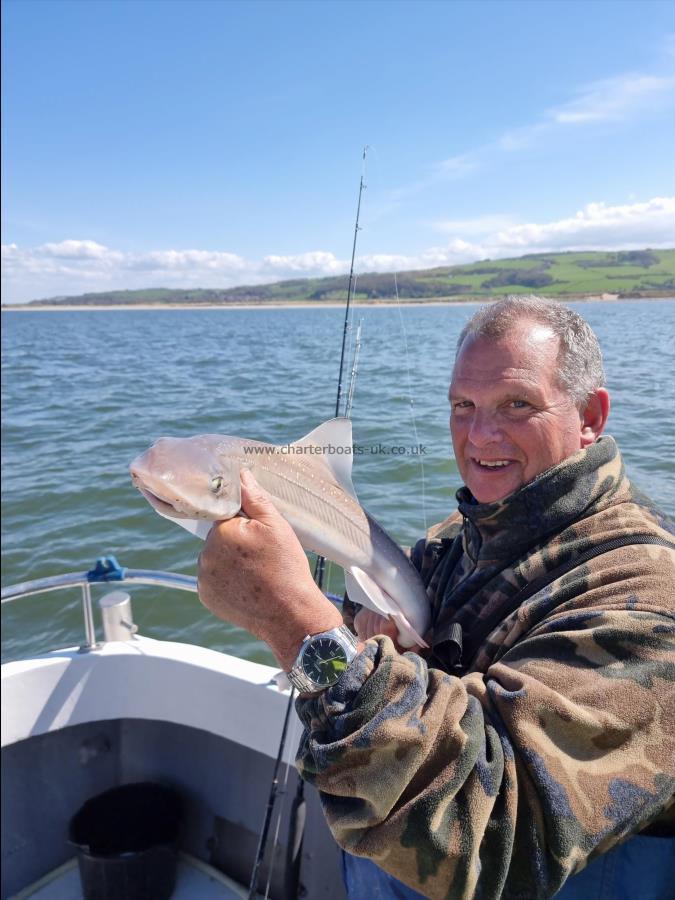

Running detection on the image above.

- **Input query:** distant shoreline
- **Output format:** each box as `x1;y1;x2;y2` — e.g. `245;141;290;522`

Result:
4;293;675;311
5;248;673;311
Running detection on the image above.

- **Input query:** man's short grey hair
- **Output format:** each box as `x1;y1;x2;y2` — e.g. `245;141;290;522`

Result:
455;296;606;408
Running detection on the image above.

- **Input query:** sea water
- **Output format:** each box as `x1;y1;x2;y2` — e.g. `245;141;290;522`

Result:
2;301;674;663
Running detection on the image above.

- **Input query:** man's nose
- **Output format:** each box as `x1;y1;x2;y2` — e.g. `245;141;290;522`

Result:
467;410;502;447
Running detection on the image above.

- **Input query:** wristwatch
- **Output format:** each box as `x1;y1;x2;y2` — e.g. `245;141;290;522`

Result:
286;625;360;694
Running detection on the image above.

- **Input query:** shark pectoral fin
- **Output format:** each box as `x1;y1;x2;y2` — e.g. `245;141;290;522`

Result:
291;418;358;500
345;569;392;617
345;568;427;649
154;508;214;541
179;519;215;541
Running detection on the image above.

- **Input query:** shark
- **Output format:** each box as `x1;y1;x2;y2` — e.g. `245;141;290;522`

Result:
129;417;430;648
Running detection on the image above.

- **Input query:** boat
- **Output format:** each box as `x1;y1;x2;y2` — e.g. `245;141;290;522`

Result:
1;556;347;899
3;150;372;900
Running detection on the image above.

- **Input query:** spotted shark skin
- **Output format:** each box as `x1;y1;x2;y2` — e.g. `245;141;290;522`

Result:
296;436;675;900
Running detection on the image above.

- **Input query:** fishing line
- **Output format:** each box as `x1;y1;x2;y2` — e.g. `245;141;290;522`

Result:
345;319;363;420
343;273;359;400
394;272;428;534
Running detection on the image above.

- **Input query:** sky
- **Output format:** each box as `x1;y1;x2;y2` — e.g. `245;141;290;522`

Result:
2;0;675;304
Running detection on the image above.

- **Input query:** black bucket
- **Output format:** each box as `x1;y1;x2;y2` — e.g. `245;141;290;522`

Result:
68;782;182;900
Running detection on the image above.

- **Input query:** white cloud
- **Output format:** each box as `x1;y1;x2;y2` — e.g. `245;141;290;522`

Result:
400;197;675;269
485;197;675;255
391;53;675;193
39;239;122;261
434;154;480;178
125;249;248;273
3;196;673;303
549;73;675;125
360;240;479;271
494;71;675;154
496;122;547;153
347;198;675;272
0;240;352;302
261;251;344;274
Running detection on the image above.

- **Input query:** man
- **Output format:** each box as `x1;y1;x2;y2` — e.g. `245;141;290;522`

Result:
198;297;675;899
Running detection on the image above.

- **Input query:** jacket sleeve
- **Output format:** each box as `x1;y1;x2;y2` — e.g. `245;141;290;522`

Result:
295;593;675;899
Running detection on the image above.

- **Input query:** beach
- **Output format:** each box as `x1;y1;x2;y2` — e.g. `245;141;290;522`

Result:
7;292;675;312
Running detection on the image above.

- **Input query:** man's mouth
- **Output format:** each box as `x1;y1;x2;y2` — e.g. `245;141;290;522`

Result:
470;458;515;470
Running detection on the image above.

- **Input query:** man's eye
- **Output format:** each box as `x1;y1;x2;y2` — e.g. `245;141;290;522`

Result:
452;400;473;410
509;400;529;409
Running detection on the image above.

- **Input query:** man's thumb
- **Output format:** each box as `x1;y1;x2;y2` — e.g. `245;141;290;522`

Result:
240;468;278;522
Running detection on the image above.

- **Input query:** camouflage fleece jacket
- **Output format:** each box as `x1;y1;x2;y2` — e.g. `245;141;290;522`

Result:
295;436;675;899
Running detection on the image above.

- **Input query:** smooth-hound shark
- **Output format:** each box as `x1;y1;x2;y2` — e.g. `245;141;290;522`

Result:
130;418;430;648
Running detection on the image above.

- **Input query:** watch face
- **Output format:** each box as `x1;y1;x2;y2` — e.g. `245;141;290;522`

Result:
301;637;349;687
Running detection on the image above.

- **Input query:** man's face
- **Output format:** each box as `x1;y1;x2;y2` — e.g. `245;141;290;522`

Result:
450;321;588;504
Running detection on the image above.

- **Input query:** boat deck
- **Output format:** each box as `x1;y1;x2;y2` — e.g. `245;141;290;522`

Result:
12;852;261;899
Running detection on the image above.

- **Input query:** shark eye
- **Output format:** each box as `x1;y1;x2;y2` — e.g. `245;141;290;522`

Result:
210;475;225;494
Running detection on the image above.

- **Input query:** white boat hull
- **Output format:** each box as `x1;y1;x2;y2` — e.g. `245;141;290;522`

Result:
2;636;345;899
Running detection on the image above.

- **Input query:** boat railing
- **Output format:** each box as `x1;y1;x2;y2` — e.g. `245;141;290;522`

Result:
1;556;198;652
1;555;343;653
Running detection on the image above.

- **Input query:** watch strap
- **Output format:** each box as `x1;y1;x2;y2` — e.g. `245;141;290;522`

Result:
287;624;359;693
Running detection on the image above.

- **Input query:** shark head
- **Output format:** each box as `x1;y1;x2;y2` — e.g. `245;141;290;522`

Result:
129;435;243;522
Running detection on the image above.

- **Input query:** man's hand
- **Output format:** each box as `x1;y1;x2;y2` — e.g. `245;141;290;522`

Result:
197;468;343;670
354;607;422;655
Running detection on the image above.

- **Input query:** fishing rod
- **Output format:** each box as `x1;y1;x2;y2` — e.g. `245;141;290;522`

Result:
282;320;364;900
247;149;368;900
312;147;368;592
335;145;368;419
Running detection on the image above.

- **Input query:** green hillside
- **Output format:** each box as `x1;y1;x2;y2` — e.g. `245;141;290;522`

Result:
15;248;675;307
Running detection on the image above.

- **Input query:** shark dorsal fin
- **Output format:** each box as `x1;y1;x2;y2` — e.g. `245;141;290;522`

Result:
291;417;356;499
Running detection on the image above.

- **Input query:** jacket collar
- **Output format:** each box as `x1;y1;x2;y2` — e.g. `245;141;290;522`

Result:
456;436;627;561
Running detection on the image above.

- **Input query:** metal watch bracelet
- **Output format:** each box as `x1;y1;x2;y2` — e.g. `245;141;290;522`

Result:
287;625;359;694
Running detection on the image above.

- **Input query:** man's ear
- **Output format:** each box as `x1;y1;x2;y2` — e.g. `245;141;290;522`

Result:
580;388;610;447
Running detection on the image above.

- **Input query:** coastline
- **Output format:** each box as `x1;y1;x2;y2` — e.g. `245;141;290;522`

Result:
3;294;674;311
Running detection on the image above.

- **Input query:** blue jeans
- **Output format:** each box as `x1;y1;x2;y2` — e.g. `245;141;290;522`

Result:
341;851;427;899
342;834;675;899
